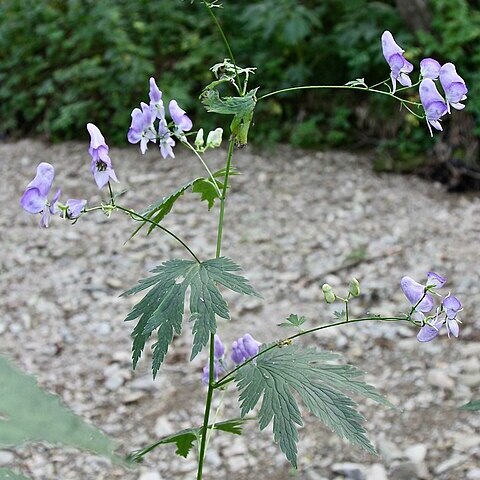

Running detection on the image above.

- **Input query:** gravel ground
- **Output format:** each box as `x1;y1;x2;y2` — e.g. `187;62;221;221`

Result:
1;139;479;480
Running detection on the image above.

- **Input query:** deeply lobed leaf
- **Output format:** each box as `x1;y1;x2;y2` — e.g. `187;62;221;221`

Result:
235;344;386;467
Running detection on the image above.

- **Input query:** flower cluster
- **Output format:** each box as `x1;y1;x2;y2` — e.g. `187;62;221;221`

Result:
20;123;117;227
401;272;463;342
381;31;468;136
201;333;262;384
127;78;193;158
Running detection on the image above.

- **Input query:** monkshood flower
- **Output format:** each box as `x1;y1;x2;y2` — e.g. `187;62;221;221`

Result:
381;31;413;94
169;100;193;138
20;162;61;228
426;271;446;289
206;128;223;148
65;199;87;219
149;77;165;121
419;79;448;137
401;275;434;320
439;62;468;113
231;334;262;365
420;58;441;80
127;102;157;154
417;294;462;342
158;120;175;159
202;335;226;385
87;123;119;189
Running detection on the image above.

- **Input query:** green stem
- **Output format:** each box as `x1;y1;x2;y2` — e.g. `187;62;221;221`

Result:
196;138;236;480
203;1;242;94
214;315;407;389
257;84;421;107
183;141;223;197
115;205;201;263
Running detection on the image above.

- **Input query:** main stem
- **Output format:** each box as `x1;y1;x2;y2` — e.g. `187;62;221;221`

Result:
196;138;235;480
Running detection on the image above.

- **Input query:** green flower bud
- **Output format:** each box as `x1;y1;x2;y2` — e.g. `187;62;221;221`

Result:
194;128;205;149
348;278;360;297
206;127;223;148
322;283;336;304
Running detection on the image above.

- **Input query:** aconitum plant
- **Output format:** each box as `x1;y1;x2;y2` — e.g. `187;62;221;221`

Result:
19;4;468;479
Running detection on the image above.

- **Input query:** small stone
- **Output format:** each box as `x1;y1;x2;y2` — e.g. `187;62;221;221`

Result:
434;454;468;475
331;462;366;480
377;437;404;464
389;461;418;480
467;468;480;480
138;471;163;480
104;374;124;391
154;417;174;437
122;391;146;404
367;464;388;480
427;370;455;390
405;444;427;463
452;433;480;451
0;450;14;466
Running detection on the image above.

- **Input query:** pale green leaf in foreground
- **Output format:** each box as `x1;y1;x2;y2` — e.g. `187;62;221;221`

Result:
460;399;480;411
122;257;261;377
0;357;117;461
0;468;31;480
235;345;388;468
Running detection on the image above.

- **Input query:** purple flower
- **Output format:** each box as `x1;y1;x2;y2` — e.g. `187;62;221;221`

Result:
439;62;468;113
401;276;434;313
20;162;61;228
65;199;87;219
127;102;157;154
214;334;225;359
158;120;175;159
231;334;262;365
87;123;119;189
417;314;443;342
381;31;414;94
420;58;441;80
169;100;193;137
419;79;448;137
202;360;225;385
426;271;446;289
149;77;165;121
443;294;462;338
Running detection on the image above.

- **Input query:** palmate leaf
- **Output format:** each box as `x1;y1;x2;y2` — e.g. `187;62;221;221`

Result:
235;345;387;468
200;88;258;146
129;168;239;239
127;418;247;463
122;257;261;377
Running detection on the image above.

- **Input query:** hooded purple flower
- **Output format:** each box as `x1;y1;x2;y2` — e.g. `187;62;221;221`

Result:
381;31;414;94
158;120;175;159
439;62;468;113
169;100;193;137
201;335;226;385
20;162;61;228
65;199;87;219
426;271;446;289
87;123;119;189
127;102;157;154
149;77;165;121
420;58;441;80
417;314;443;342
401;276;434;314
231;334;262;365
443;294;462;338
419;79;448;137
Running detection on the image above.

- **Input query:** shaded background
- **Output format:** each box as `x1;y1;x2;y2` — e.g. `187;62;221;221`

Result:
1;0;479;183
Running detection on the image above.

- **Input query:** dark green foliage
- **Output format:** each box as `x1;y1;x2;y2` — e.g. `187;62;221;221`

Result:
1;0;478;168
128;418;247;462
122;257;261;377
235;345;389;467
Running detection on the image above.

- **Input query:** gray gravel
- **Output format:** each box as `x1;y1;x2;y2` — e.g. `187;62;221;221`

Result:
1;139;479;480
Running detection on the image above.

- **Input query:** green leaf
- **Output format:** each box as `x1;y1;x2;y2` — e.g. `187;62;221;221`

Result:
129;168;239;239
0;469;31;480
460;400;480;411
278;314;307;328
334;310;346;320
127;418;247;463
0;357;118;462
200;88;258;146
235;345;383;468
122;257;261;377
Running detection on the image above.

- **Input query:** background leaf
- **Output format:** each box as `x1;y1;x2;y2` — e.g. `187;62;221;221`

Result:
0;357;118;461
460;400;480;411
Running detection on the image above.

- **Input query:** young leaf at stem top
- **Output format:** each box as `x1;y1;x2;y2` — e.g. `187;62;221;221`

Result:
277;313;307;329
122;257;261;377
235;344;389;468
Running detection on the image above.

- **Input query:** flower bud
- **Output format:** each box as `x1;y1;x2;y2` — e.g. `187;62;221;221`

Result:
194;128;205;149
322;284;336;304
206;127;223;148
348;278;360;297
